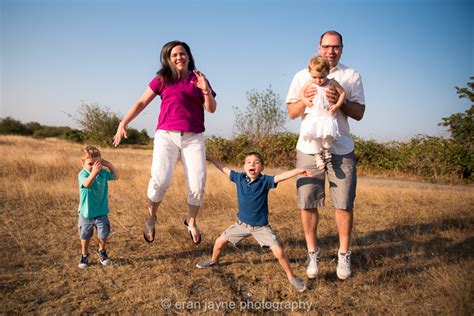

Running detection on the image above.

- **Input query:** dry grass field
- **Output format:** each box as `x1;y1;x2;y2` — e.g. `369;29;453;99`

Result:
1;135;473;314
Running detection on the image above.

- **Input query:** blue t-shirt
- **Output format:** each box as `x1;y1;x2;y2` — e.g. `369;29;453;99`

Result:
230;170;277;226
78;168;115;218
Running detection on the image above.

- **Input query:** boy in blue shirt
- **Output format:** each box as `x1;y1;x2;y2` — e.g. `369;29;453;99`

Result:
77;146;119;268
197;153;310;293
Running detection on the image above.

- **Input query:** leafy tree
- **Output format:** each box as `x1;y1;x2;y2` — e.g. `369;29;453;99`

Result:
25;121;43;134
439;77;473;146
440;105;473;145
438;77;473;179
0;117;31;135
454;76;474;103
233;86;287;141
71;102;151;146
72;102;121;146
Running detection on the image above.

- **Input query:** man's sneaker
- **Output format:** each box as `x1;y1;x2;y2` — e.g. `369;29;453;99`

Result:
196;260;218;269
315;153;325;170
337;251;352;280
306;248;321;279
98;249;111;266
78;254;89;268
290;276;307;293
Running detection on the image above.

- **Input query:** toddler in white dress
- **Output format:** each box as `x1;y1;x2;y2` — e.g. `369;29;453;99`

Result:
300;55;346;169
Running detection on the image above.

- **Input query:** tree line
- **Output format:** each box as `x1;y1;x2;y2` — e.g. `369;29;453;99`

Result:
1;78;472;182
0;103;151;146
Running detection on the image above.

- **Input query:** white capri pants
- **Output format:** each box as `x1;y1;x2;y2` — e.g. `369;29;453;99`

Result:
147;130;206;206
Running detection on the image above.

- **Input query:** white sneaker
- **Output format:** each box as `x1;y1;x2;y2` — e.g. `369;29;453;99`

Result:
306;248;321;279
337;251;352;280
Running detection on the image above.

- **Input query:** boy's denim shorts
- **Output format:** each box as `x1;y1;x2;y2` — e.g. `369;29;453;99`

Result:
78;213;110;240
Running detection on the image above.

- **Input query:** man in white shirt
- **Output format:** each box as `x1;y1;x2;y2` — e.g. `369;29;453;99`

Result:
286;30;365;280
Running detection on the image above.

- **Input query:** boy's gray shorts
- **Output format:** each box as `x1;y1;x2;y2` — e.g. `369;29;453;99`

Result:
78;214;110;240
296;150;357;211
219;221;282;248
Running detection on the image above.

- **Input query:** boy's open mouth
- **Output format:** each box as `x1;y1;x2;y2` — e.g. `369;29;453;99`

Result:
248;168;255;173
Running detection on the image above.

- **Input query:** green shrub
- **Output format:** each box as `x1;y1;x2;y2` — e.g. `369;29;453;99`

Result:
33;126;72;138
206;132;298;167
121;128;151;146
206;133;471;182
63;129;85;143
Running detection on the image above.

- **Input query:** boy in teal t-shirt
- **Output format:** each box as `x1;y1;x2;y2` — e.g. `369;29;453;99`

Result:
77;146;119;268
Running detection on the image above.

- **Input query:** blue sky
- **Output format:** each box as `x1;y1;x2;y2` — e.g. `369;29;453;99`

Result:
1;0;473;141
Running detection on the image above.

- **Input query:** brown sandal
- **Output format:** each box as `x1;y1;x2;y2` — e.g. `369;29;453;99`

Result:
184;219;201;244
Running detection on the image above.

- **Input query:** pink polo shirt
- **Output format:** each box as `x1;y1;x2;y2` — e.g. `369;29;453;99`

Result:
149;73;216;133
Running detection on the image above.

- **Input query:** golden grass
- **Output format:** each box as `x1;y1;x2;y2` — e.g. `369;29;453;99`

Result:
1;135;473;314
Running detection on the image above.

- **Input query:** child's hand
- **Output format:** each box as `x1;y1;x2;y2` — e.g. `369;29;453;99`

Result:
328;104;340;115
91;160;103;175
301;169;313;177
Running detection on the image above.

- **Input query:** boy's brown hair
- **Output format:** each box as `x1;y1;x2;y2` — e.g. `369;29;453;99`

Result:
245;152;265;166
308;55;330;73
81;145;101;162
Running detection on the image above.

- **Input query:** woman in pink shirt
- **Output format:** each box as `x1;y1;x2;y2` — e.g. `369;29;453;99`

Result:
113;40;217;244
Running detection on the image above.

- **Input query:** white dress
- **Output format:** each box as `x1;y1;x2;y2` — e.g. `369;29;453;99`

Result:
300;85;340;142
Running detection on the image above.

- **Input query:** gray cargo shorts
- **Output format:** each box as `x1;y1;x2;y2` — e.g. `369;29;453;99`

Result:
219;221;281;248
296;149;357;211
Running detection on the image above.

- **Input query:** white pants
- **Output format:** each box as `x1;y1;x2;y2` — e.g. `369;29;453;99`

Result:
147;130;206;206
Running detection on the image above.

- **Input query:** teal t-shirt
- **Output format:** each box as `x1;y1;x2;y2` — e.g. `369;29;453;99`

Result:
78;168;115;218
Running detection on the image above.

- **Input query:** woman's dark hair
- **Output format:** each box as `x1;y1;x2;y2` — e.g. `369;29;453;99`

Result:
157;40;196;84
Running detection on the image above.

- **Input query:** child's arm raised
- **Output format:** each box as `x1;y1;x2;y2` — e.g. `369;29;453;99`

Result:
328;80;346;114
207;156;231;176
82;160;102;188
274;168;312;184
102;159;120;180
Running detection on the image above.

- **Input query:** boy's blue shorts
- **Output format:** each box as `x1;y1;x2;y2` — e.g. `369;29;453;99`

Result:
78;213;110;240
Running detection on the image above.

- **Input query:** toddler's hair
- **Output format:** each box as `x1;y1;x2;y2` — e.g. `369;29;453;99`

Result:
308;55;330;73
81;145;101;162
245;152;265;166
